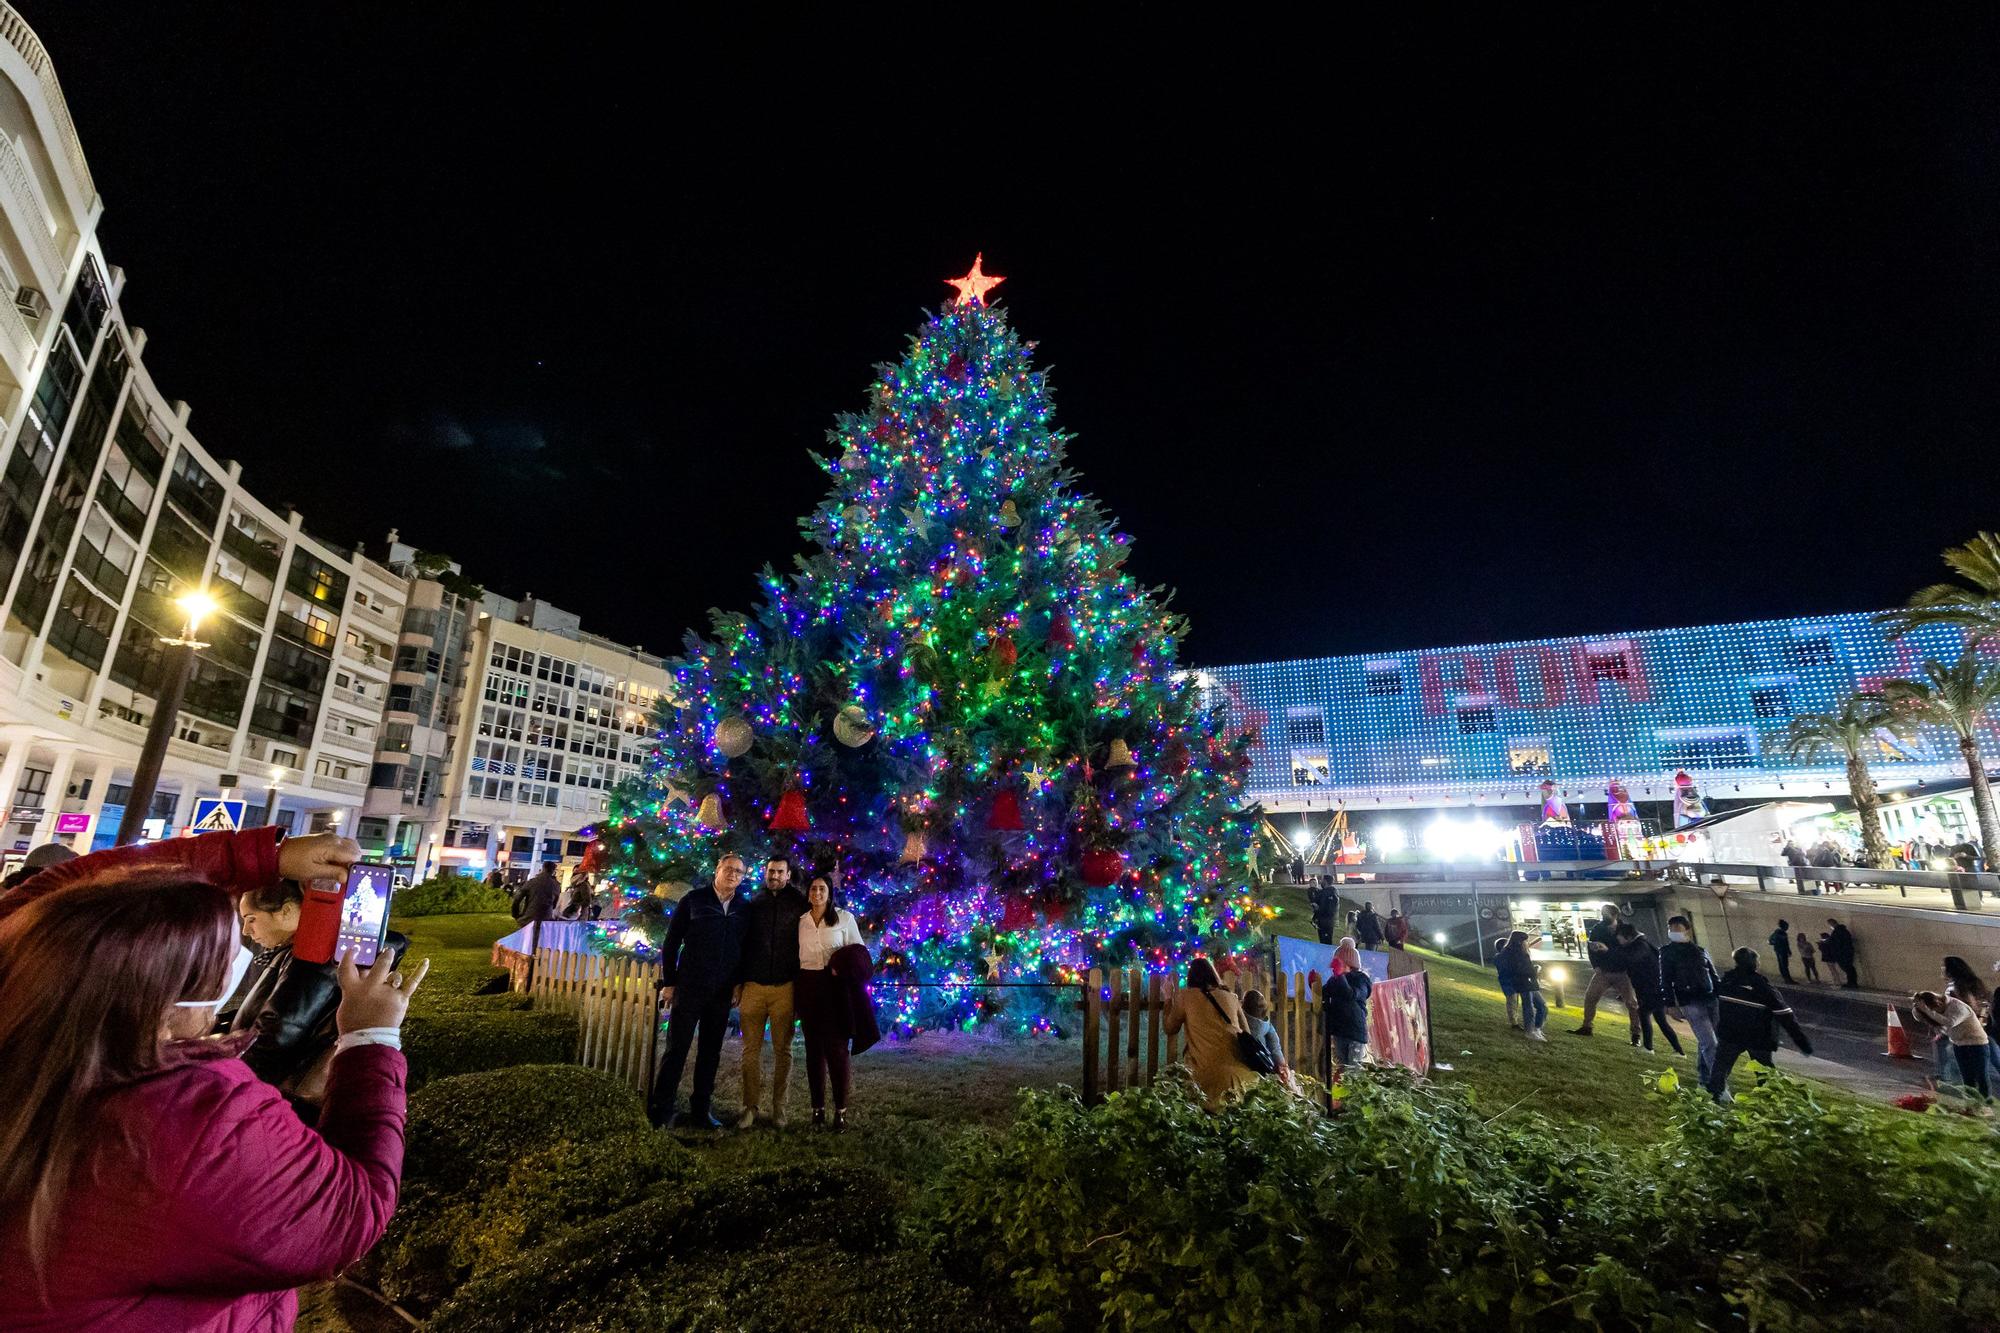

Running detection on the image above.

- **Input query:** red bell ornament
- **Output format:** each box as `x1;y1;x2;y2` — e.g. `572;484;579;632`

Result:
988;788;1026;832
990;634;1018;675
1165;740;1192;779
769;789;811;833
1047;613;1076;653
1079;847;1126;887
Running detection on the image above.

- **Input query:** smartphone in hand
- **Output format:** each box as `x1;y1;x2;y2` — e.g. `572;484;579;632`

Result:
334;862;397;967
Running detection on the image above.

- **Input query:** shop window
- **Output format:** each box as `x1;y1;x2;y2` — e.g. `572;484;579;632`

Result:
1508;738;1552;774
1750;686;1793;719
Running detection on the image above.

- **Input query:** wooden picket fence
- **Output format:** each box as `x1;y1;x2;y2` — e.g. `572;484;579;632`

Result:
501;940;663;1095
1082;964;1328;1103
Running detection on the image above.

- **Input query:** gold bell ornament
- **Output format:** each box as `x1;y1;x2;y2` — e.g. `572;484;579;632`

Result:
898;830;928;865
1105;738;1138;773
696;793;728;830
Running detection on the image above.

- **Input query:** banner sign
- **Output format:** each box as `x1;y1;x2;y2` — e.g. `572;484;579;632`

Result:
54;812;91;835
1274;933;1390;982
1367;972;1432;1075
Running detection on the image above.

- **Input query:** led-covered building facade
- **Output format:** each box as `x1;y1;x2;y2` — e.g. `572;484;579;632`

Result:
1203;612;1996;814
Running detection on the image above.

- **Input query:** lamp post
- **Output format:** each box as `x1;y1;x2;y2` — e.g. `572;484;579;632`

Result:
1709;877;1735;953
265;764;284;831
115;590;217;845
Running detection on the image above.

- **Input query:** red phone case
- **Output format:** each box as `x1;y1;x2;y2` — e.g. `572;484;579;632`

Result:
292;882;348;964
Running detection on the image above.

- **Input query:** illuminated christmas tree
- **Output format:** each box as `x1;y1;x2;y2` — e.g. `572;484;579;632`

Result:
597;258;1265;1029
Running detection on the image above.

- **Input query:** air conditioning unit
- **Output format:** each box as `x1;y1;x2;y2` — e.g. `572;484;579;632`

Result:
13;285;46;321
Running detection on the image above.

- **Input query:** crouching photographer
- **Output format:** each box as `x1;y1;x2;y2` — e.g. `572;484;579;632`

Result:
0;826;427;1330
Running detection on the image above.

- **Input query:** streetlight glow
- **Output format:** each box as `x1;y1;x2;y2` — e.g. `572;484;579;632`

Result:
174;590;218;628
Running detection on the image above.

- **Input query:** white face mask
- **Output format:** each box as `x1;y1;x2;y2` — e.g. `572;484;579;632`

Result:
175;943;254;1009
1668;928;1689;943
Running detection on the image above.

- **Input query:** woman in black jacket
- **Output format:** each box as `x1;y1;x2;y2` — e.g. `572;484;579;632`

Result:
1494;930;1548;1041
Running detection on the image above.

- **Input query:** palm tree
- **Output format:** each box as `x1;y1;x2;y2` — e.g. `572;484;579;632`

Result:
1780;693;1912;869
1881;650;2000;867
1875;531;2000;645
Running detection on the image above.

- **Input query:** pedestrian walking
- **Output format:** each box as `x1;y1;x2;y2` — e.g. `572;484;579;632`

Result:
1618;923;1683;1056
1570;905;1641;1041
560;871;595;921
1659;914;1722;1087
1354;902;1384;951
1383;909;1409;949
511;860;561;926
735;854;808;1129
1767;919;1794;984
1824;919;1859;989
648;853;752;1130
1796;931;1818;983
1310;878;1337;946
1912;990;1991;1099
795;874;866;1131
1706;948;1813;1100
1494;929;1548;1040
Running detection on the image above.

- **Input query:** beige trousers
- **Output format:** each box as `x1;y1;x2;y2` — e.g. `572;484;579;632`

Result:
738;980;797;1113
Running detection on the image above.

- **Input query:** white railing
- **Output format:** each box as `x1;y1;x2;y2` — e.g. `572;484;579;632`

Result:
0;131;60;282
0;5;95;207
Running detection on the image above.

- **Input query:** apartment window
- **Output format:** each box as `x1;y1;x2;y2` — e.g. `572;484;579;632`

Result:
1784;635;1836;668
1364;663;1403;697
1285;714;1325;745
1584;650;1634;685
370;762;403;790
1457;705;1497;734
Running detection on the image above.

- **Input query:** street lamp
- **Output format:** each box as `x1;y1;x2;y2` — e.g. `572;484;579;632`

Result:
115;590;217;845
265;764;285;831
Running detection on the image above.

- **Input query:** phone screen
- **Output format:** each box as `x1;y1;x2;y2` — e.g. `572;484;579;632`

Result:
336;862;395;966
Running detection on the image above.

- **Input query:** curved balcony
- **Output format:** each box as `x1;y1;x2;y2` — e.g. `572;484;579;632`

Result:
0;5;96;209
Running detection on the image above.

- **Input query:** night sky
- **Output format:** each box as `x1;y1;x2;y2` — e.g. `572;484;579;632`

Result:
16;7;2000;666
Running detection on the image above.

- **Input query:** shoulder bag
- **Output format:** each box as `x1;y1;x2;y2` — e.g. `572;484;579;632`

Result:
1202;986;1278;1076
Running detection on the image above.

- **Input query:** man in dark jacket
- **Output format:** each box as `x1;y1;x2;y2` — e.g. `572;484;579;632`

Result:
1571;905;1640;1042
735;854;808;1128
1354;903;1384;951
1707;947;1813;1100
1658;914;1721;1086
649;853;752;1129
1824;918;1859;989
1767;919;1794;983
513;861;561;926
1310;880;1338;945
1616;924;1682;1055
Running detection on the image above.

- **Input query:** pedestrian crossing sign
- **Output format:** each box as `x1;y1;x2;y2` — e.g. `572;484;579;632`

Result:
191;798;246;833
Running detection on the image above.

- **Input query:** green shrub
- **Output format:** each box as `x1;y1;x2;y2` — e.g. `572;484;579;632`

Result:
402;1063;649;1191
920;1067;2000;1331
401;1008;577;1086
429;1163;902;1332
362;1065;653;1307
564;1248;1004;1332
395;875;514;916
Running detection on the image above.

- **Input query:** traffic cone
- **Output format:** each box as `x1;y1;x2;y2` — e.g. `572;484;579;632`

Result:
1884;1004;1913;1059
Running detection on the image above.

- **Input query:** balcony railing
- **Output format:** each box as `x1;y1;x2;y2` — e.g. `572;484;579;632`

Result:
0;130;60;283
272;611;335;653
0;5;96;206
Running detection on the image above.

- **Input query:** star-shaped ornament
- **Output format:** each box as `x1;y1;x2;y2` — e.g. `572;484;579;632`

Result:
665;781;692;807
1023;764;1053;790
945;253;1006;307
902;505;931;539
983;948;1004;982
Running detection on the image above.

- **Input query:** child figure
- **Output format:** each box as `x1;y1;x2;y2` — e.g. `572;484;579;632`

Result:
1796;931;1819;983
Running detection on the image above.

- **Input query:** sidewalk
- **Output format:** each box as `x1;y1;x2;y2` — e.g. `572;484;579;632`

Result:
1769;979;1936;1103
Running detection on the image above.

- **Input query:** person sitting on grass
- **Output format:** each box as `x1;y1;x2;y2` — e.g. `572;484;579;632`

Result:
1163;957;1259;1110
1706;948;1813;1101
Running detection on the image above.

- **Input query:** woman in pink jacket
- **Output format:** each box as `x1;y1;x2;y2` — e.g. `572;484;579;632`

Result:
0;827;426;1331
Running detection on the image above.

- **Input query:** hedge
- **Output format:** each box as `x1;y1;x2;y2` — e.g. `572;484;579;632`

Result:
428;1163;917;1332
402;1063;648;1190
394;875;514;916
400;1009;577;1087
922;1067;2000;1331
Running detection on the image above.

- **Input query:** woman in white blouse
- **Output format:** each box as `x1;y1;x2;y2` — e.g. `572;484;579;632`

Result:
795;876;864;1130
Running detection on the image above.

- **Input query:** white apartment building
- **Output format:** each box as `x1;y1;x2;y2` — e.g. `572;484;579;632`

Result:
0;6;406;851
384;591;672;882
